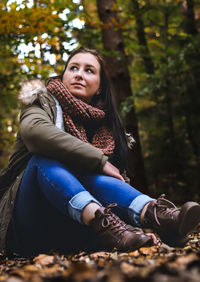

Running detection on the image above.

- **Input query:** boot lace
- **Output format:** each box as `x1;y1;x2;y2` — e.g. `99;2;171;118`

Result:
100;203;128;236
153;194;179;226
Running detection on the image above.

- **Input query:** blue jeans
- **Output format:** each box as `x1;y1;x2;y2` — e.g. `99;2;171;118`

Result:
7;155;153;256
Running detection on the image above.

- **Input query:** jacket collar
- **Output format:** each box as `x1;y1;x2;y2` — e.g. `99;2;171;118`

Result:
18;79;47;105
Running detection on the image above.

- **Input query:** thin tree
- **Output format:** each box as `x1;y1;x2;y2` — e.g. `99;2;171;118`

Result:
182;0;200;160
96;0;148;192
131;0;154;75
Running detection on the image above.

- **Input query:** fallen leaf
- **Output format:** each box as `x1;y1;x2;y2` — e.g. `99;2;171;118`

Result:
120;261;136;275
167;253;199;271
0;275;8;281
110;252;119;261
63;262;96;282
5;277;23;282
33;254;54;267
139;246;158;255
23;264;41;272
128;250;139;257
106;267;124;282
89;251;111;260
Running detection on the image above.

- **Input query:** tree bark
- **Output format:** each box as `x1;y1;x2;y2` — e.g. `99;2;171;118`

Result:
131;0;154;75
163;0;175;148
96;0;148;192
183;0;198;35
182;0;200;161
182;0;200;192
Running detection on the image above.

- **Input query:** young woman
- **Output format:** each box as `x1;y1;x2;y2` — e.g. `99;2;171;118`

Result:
1;47;200;257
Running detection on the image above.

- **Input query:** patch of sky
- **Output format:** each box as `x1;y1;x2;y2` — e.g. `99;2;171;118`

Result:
18;42;35;58
44;53;56;65
68;40;78;51
7;0;33;11
41;33;48;39
21;65;29;73
17;42;41;58
33;43;40;58
63;53;69;61
72;0;81;3
59;8;70;21
62;41;71;50
6;1;83;65
70;18;85;29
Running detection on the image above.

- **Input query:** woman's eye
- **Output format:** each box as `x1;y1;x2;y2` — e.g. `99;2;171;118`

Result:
86;68;94;73
70;66;78;71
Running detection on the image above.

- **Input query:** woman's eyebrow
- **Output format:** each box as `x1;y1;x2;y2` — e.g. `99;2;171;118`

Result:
69;62;96;69
85;64;96;69
69;62;79;66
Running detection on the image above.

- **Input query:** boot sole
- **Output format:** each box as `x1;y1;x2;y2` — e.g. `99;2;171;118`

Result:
123;235;154;252
178;202;200;236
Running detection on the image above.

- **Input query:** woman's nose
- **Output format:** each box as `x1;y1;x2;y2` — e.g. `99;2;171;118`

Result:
75;69;83;80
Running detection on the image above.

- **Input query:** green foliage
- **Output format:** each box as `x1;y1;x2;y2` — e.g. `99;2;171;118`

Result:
0;0;80;167
1;0;200;201
118;0;200;200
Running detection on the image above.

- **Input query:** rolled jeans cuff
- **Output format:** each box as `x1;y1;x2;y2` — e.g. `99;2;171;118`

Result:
68;191;102;224
128;194;155;226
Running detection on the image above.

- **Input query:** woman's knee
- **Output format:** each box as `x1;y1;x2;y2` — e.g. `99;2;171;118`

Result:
29;155;77;186
79;174;143;207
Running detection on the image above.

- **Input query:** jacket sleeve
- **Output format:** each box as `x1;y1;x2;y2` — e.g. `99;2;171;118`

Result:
19;104;108;172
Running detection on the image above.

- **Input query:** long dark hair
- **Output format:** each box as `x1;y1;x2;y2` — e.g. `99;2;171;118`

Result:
51;47;129;172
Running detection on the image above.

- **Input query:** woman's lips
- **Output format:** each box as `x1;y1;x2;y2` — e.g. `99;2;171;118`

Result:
71;83;85;87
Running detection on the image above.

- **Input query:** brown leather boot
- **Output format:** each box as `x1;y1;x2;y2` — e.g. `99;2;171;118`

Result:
90;204;153;252
140;194;200;247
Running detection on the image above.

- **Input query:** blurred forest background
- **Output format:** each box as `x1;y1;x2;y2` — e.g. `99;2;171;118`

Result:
0;0;200;203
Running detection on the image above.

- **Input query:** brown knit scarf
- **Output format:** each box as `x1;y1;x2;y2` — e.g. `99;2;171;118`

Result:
46;78;115;155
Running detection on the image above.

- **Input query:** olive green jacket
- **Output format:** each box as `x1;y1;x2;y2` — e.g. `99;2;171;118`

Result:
0;80;108;254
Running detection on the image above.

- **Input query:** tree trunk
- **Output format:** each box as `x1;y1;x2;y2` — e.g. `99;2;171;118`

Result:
131;0;154;75
182;0;200;161
96;0;148;192
163;0;175;148
183;0;198;35
182;0;200;190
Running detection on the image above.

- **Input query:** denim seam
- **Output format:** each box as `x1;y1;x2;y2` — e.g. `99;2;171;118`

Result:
35;164;67;198
34;164;70;215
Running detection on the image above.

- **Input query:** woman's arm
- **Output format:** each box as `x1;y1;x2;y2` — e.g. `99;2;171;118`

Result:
19;104;108;172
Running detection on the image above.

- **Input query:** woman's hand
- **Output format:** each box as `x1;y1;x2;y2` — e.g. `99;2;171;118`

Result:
102;161;125;182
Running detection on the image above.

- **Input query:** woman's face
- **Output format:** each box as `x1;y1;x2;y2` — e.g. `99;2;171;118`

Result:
62;53;101;103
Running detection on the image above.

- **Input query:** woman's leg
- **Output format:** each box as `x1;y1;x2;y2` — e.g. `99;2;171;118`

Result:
78;174;154;226
8;155;103;256
78;174;200;247
8;155;154;255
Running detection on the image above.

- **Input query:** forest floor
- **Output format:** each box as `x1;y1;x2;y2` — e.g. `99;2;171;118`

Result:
1;227;200;282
